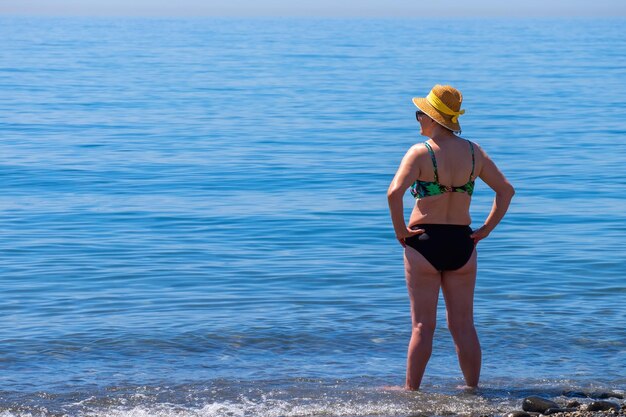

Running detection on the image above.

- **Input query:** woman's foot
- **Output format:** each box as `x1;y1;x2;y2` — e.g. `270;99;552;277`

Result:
378;385;406;391
456;384;479;393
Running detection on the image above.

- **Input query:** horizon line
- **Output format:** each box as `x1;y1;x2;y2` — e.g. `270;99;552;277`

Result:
2;12;626;19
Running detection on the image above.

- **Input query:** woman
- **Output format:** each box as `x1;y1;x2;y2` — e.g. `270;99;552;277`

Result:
387;85;514;391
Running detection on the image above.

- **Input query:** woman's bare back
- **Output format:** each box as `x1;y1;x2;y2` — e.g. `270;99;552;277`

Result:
409;137;483;226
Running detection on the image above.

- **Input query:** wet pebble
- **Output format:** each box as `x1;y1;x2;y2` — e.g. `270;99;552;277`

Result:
597;392;625;400
586;401;621;412
566;400;581;408
522;396;560;413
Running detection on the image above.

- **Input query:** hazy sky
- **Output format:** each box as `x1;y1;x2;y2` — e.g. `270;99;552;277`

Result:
1;0;625;17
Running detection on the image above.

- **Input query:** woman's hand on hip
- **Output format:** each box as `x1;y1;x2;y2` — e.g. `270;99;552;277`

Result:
396;227;425;248
470;225;490;245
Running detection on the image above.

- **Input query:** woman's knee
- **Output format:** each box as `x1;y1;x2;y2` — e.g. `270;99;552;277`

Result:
412;321;436;339
446;315;475;337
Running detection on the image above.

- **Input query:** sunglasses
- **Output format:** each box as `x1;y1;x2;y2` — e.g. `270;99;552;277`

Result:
415;110;427;121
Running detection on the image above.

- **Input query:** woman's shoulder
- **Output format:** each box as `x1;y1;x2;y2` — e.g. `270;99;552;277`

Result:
457;136;478;146
459;137;486;156
406;142;430;157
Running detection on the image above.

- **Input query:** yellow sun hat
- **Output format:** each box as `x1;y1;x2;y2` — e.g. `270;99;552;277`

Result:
412;84;465;133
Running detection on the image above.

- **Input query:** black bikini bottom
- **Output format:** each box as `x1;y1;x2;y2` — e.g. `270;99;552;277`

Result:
404;224;475;271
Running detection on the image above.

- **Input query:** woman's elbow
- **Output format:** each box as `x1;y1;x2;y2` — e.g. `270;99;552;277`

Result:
500;183;515;198
387;186;403;200
508;182;515;196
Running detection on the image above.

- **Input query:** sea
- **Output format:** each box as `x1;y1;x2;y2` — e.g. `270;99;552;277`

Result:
1;16;625;417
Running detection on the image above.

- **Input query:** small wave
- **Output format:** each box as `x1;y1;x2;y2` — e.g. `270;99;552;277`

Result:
4;378;584;417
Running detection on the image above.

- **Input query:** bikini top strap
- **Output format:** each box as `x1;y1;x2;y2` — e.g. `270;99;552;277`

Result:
423;142;438;182
467;140;475;179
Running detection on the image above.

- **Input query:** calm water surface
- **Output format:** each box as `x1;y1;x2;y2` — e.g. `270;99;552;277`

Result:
1;16;625;417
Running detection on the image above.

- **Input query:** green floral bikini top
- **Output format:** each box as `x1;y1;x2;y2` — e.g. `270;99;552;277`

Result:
410;140;475;199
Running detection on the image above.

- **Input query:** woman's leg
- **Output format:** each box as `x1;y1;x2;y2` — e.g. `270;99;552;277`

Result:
404;246;442;391
441;250;481;387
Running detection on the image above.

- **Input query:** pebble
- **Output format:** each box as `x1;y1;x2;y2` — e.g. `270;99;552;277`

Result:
563;390;625;400
597;393;625;400
522;396;560;413
567;401;581;408
586;401;621;412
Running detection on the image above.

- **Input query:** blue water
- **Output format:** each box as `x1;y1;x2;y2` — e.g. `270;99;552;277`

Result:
1;16;625;417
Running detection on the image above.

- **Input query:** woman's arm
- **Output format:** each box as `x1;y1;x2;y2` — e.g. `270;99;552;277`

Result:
470;146;515;244
387;145;425;246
